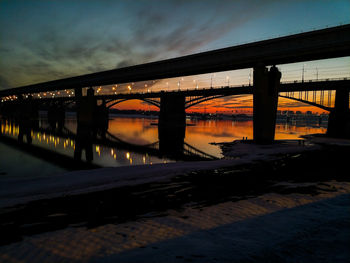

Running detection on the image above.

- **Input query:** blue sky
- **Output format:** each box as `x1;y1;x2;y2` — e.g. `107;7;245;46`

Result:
0;0;349;89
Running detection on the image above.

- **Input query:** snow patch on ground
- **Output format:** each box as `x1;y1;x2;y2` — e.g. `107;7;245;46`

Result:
219;139;317;159
302;134;350;146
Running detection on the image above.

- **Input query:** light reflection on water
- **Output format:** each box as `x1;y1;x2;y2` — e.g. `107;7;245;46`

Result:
186;119;327;157
0;115;327;177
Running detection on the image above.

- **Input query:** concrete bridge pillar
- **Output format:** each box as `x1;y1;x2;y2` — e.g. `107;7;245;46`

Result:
74;87;82;99
76;87;96;128
253;65;281;144
327;88;350;138
74;88;96;162
95;99;109;138
158;93;186;155
48;101;65;130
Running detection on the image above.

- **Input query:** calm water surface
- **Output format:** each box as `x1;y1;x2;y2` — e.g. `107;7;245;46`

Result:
0;114;327;178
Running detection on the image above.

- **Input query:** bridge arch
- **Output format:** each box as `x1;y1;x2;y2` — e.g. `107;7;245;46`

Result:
185;94;247;109
279;95;332;112
106;98;160;109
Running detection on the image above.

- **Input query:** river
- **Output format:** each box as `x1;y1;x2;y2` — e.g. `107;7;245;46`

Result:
0;113;328;178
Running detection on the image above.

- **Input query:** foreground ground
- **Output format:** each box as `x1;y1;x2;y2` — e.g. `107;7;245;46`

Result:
0;137;350;262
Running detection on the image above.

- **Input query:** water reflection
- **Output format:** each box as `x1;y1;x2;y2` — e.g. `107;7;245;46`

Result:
0;111;328;175
0;114;213;171
158;121;186;158
74;123;94;162
48;101;65;131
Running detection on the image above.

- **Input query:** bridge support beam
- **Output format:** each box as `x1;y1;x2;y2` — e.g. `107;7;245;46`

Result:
253;65;281;144
158;94;186;155
327;89;350;138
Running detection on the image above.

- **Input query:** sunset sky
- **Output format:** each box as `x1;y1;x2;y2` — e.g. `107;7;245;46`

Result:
1;0;349;113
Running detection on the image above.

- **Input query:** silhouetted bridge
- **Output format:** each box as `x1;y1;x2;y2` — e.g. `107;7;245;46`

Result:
1;24;350;141
19;78;348;111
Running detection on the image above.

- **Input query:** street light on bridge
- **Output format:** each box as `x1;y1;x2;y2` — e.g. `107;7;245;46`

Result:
302;64;307;82
248;69;253;86
210;73;216;88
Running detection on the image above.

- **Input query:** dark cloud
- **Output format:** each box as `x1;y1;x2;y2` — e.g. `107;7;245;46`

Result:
0;0;272;88
0;75;10;90
116;59;136;69
278;100;307;108
3;0;343;93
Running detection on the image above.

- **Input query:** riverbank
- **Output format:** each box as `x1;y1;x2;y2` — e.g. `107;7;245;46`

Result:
0;139;320;209
1;135;349;262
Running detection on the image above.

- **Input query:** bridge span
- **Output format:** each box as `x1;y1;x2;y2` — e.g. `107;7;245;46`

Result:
4;78;348;110
1;25;350;142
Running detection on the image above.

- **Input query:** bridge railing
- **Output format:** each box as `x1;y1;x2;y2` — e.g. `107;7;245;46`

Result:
280;77;348;84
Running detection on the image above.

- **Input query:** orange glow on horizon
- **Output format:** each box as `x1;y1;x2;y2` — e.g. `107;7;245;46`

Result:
111;97;329;115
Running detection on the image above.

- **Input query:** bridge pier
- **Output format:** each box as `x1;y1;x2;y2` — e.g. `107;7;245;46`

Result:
158;94;186;156
327;88;350;138
17;95;38;144
253;65;281;144
76;87;96;127
74;88;96;162
47;101;65;130
95;99;109;138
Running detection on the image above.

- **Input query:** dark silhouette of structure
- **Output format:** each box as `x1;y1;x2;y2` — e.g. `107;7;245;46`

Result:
1;25;350;141
95;99;109;138
253;65;281;143
47;101;65;130
74;88;96;162
15;95;38;144
158;93;186;154
327;88;350;138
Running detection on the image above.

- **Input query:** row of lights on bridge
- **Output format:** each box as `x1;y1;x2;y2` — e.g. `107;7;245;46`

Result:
0;75;238;102
3;69;346;102
0;75;233;102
